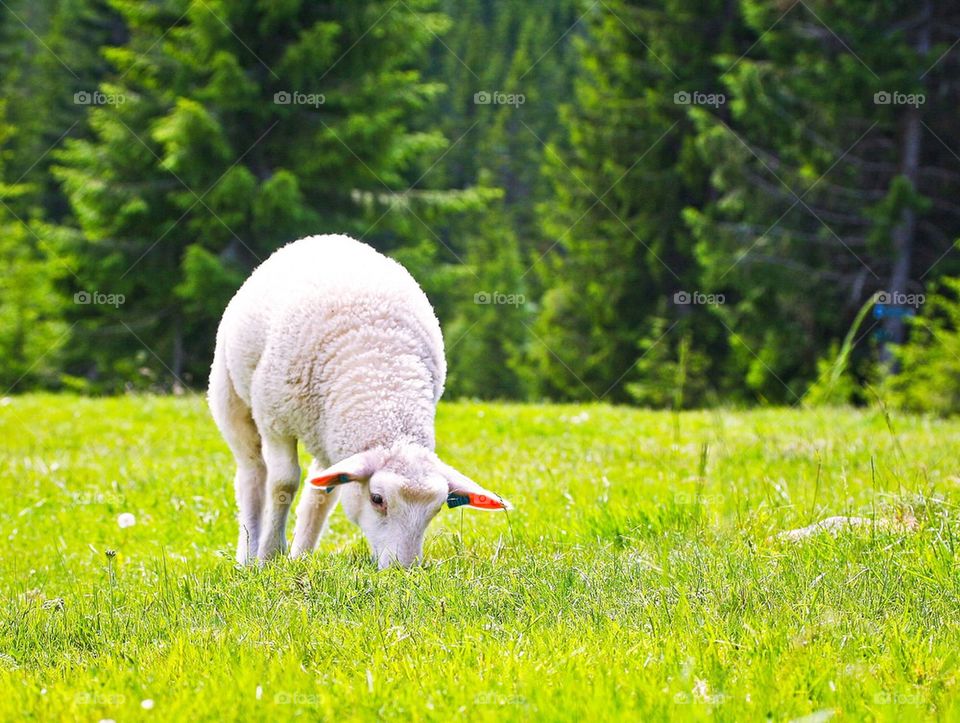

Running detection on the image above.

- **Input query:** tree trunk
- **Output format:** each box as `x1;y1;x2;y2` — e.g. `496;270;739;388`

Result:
171;313;185;392
881;0;931;370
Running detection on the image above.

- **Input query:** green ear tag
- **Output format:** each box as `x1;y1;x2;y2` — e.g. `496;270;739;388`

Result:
447;493;470;508
325;473;352;493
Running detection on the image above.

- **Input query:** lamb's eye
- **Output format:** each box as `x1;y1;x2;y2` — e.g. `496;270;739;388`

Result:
370;493;385;507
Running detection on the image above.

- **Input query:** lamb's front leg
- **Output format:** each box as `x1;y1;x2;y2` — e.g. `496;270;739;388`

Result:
258;435;300;561
291;459;341;558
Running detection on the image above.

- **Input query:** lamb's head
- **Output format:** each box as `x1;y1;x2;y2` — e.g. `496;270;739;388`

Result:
308;444;509;569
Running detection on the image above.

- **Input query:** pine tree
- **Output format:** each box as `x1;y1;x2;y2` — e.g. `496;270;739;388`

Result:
0;0;121;220
442;201;530;399
54;0;450;388
530;0;743;403
419;0;579;398
0;100;68;389
686;0;960;401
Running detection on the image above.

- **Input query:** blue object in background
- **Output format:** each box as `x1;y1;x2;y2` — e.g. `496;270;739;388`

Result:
873;304;916;320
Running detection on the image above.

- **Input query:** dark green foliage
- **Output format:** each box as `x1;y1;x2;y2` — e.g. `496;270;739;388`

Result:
0;90;70;390
417;0;580;399
530;0;741;403
687;0;960;402
52;0;449;388
1;0;960;410
884;276;960;414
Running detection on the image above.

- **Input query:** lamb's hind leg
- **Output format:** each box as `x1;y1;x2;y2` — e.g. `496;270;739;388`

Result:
257;434;300;561
208;350;266;564
231;432;267;565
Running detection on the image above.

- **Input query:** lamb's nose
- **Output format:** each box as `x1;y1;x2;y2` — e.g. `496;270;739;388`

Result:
377;548;420;570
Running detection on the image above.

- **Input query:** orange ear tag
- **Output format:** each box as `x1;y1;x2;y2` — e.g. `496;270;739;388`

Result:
309;473;352;493
446;493;506;510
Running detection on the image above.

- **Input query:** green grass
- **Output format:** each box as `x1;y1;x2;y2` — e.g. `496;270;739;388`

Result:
2;394;960;721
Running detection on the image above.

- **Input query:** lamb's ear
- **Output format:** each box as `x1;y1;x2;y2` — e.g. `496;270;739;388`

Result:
439;461;511;511
308;450;380;492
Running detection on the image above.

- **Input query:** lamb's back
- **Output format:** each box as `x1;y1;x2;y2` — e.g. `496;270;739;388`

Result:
216;234;445;413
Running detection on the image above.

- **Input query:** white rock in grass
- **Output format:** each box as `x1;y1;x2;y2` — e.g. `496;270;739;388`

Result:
117;513;136;529
789;709;836;723
776;514;917;541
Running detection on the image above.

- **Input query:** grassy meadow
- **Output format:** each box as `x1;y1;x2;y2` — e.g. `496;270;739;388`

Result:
1;394;959;721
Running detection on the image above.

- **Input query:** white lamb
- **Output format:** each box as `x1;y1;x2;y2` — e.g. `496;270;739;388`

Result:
208;234;509;568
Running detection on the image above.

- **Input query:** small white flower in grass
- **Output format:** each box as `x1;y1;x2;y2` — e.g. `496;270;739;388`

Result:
256;686;263;701
141;699;154;710
118;513;136;529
